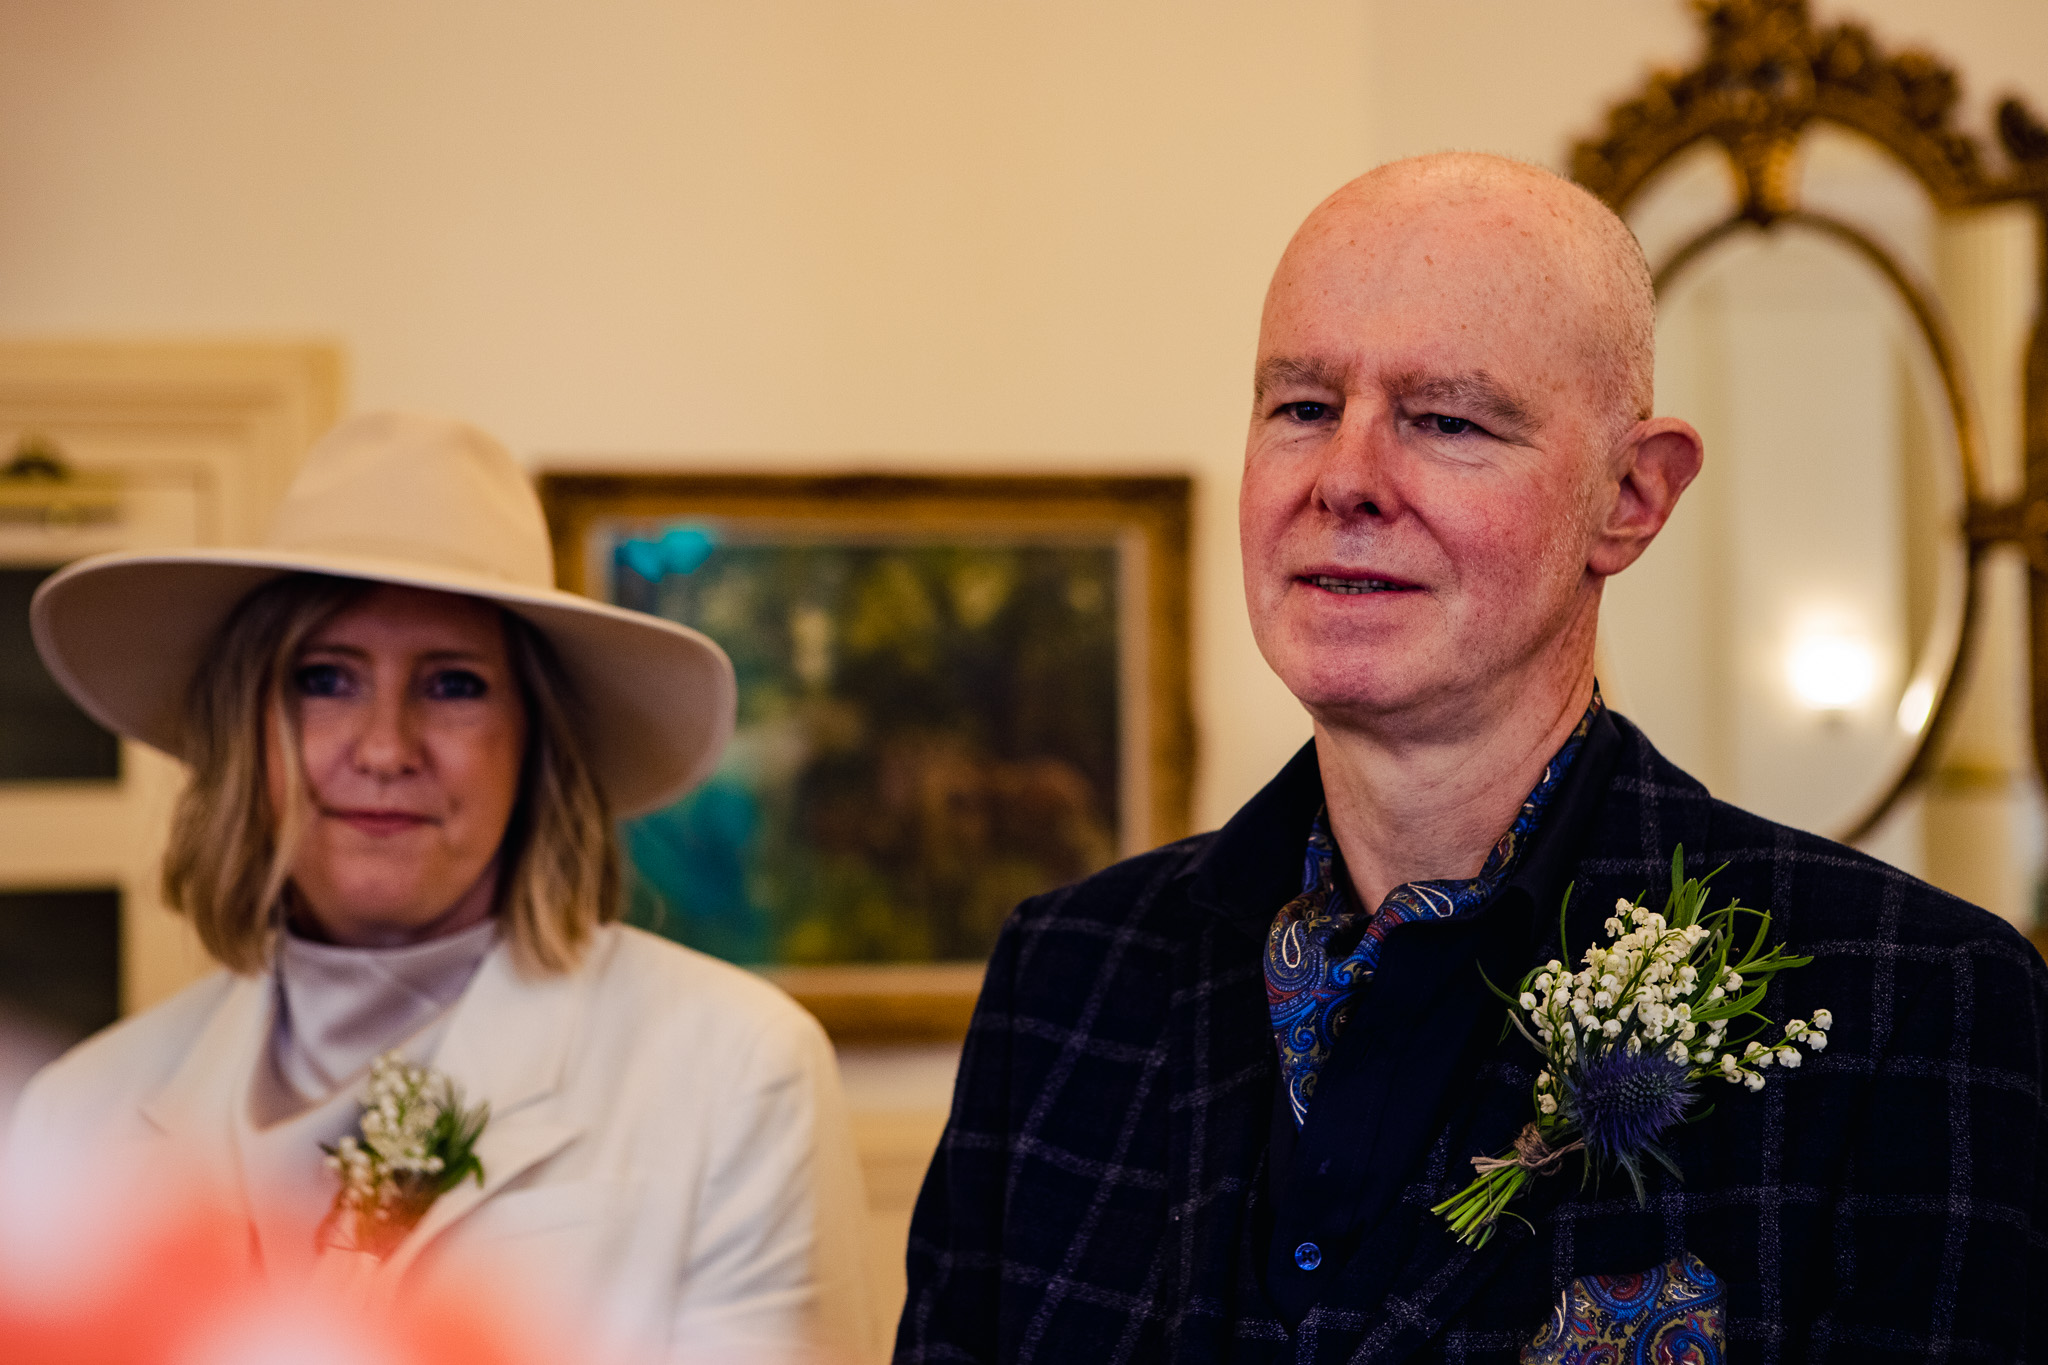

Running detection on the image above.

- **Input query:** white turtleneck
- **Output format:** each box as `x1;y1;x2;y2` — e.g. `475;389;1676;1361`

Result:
236;916;500;1274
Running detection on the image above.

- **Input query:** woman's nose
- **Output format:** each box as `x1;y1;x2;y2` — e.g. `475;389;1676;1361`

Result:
351;691;420;778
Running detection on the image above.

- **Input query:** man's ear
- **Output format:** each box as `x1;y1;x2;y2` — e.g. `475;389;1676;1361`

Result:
1587;418;1704;577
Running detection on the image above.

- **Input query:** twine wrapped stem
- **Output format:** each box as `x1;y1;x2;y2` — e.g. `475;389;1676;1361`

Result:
1470;1122;1582;1178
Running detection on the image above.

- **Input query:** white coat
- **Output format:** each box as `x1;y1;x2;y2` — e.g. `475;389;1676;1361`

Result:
8;924;880;1365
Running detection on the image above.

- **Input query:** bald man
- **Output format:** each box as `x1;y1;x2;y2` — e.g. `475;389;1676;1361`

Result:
896;156;2047;1364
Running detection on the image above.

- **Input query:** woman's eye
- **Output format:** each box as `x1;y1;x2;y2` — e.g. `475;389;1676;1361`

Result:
1422;414;1477;436
1277;401;1335;424
426;669;489;700
293;663;350;698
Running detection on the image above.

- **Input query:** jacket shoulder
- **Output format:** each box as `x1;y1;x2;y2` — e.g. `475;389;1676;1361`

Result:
12;969;240;1137
1005;833;1215;936
1601;713;2030;958
1707;797;2017;946
576;924;834;1075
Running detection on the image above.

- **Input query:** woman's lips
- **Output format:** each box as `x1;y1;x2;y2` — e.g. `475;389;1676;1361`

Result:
325;808;436;836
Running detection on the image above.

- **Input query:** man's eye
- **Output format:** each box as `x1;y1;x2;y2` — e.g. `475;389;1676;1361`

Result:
426;669;489;701
1422;414;1478;436
1277;401;1335;423
293;663;350;698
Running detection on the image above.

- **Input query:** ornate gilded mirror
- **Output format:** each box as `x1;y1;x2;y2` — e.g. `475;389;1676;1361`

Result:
1578;0;2048;848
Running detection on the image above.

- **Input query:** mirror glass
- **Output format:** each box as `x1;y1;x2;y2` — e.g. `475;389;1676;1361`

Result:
1599;125;1971;841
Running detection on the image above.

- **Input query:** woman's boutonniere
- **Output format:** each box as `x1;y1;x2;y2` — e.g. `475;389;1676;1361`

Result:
1432;848;1831;1248
317;1051;489;1258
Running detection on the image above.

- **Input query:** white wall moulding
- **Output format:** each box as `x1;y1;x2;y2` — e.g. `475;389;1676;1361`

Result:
0;340;343;1020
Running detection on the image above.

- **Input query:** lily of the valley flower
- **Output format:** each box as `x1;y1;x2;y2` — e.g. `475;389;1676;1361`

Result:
1431;848;1831;1247
318;1052;489;1259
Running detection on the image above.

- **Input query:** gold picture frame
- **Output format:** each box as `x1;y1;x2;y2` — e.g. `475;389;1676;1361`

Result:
539;471;1193;1042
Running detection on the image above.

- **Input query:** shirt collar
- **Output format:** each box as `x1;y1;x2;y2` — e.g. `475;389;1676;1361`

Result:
1302;687;1607;918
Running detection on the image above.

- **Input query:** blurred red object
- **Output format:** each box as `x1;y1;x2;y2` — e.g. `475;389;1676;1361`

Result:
0;1201;545;1365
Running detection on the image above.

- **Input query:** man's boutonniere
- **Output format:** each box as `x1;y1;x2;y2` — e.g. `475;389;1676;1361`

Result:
317;1051;489;1258
1432;848;1831;1248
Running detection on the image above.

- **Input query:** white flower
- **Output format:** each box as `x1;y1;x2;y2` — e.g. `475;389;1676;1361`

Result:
1519;992;1538;1010
1743;1072;1765;1092
1538;1093;1557;1115
1601;1019;1623;1038
1807;1033;1827;1052
1812;1009;1833;1031
1776;1047;1801;1068
1786;1019;1806;1036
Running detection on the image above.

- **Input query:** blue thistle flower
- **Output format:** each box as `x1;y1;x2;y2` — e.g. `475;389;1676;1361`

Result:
1565;1049;1696;1200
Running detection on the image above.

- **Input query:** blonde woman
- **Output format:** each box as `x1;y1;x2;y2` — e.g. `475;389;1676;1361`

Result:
11;413;876;1363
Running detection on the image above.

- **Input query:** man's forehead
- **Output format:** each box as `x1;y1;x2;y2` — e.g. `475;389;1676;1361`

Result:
1276;193;1578;312
1262;193;1602;373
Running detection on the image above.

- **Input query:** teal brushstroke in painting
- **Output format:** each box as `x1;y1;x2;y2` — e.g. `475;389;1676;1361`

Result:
624;776;770;963
617;525;719;583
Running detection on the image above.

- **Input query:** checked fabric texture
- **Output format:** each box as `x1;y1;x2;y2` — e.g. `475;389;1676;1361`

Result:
1265;695;1602;1126
896;712;2048;1365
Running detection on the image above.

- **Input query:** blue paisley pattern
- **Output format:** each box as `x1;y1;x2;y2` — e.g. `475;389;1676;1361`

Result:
1264;691;1604;1126
1521;1254;1727;1364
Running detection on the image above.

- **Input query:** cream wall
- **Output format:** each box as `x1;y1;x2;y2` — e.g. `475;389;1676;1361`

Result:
0;0;1385;830
3;1;2044;828
6;0;2042;828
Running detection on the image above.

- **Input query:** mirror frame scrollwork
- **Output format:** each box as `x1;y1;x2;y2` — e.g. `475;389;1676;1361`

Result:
1570;0;2048;842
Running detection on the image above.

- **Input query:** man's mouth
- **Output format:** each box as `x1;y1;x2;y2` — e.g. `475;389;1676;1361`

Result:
1306;574;1416;595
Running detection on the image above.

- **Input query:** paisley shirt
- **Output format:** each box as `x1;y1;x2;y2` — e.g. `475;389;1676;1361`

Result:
1522;1253;1726;1365
1264;692;1602;1127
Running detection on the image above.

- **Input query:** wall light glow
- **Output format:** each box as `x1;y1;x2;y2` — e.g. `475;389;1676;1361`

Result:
1895;677;1936;735
1787;630;1879;712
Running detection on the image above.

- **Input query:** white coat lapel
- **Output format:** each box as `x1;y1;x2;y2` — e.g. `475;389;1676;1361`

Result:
137;972;274;1212
372;934;597;1280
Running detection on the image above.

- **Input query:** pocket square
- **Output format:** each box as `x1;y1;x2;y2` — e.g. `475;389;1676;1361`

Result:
1521;1252;1725;1364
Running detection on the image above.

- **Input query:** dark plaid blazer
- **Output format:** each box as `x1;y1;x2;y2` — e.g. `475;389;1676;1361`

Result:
896;711;2048;1364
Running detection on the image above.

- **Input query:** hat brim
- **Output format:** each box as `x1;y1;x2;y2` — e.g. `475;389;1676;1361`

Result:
31;548;737;818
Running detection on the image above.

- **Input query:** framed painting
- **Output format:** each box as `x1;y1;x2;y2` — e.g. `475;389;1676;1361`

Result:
539;473;1193;1041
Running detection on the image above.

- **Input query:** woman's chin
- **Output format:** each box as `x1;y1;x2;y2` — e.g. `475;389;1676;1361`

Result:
295;897;488;948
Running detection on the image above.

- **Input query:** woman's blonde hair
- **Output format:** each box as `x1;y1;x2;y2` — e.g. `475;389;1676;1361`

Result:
161;573;620;975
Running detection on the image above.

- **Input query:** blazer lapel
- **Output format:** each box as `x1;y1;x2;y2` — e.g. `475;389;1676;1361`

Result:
1169;742;1327;1349
369;936;594;1282
138;972;275;1217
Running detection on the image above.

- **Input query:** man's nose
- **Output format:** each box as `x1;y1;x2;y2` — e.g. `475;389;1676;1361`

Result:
1312;405;1401;522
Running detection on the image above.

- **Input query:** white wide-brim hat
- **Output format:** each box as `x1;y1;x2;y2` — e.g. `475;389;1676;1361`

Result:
30;411;735;817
